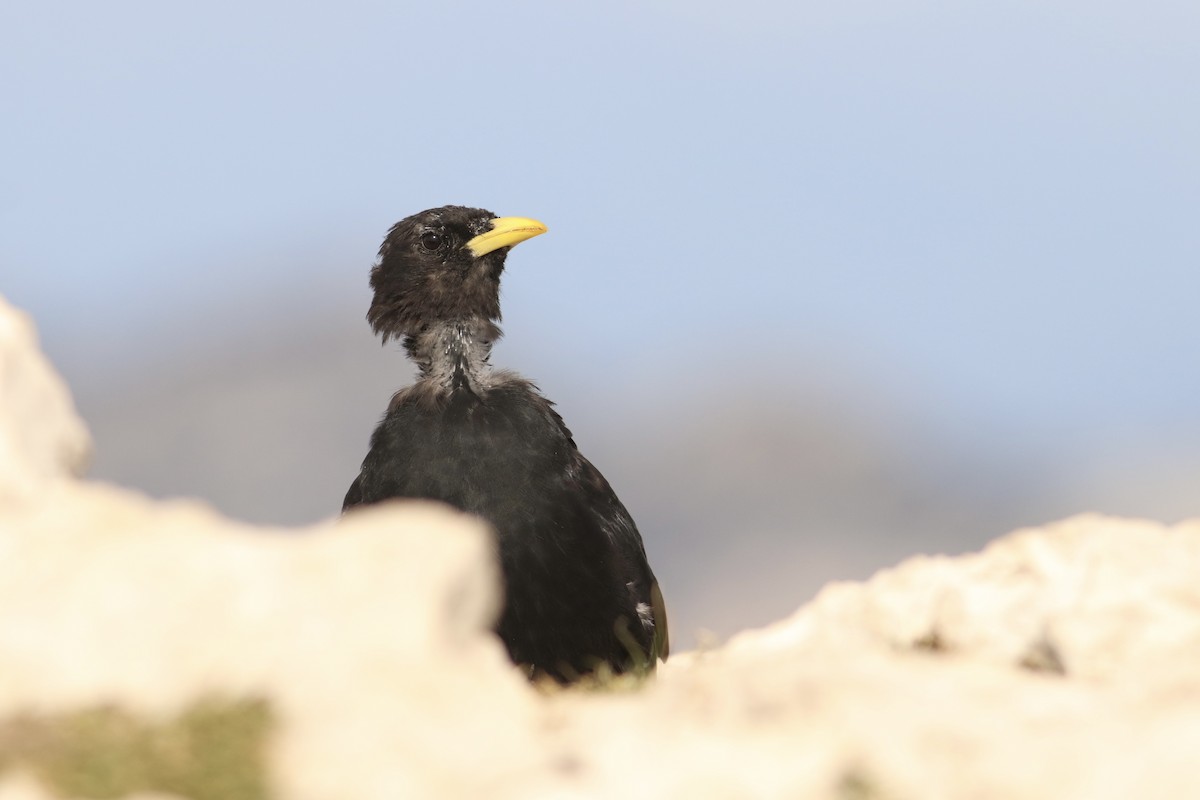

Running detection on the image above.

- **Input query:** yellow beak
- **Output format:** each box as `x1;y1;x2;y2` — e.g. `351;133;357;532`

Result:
465;216;548;258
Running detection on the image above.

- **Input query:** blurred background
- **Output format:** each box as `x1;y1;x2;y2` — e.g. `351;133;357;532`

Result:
4;0;1197;647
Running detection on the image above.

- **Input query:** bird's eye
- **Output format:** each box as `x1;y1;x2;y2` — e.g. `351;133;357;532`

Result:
419;231;444;251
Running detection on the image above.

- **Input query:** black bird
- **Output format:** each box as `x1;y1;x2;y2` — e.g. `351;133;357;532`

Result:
343;205;668;682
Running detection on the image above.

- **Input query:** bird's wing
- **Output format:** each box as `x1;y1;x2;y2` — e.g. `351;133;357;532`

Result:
572;453;670;664
342;473;364;512
650;578;670;661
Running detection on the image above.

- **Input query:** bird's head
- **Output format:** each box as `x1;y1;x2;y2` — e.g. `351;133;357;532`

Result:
367;205;547;342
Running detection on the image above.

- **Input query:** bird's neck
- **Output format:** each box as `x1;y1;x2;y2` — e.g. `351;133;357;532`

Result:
404;317;500;391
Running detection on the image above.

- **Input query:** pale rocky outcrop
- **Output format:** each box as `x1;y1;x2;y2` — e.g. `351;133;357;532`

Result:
1;293;1198;799
0;295;90;502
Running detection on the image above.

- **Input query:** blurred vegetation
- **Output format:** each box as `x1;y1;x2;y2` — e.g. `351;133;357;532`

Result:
0;697;272;800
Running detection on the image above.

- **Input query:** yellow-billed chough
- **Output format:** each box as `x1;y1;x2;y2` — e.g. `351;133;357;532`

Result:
343;205;668;682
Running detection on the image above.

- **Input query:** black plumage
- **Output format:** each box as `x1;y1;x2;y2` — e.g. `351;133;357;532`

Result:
343;205;668;682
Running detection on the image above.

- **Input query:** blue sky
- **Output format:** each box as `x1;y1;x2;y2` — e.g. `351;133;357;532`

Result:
5;0;1199;638
4;0;1199;469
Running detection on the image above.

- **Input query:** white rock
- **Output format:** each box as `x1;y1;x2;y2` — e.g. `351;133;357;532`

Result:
4;290;1200;799
0;773;56;800
731;514;1200;680
0;296;91;503
687;514;1200;799
0;481;540;800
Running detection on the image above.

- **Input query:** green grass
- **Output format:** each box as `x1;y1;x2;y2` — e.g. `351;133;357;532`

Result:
533;662;658;695
526;612;664;693
0;697;273;800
